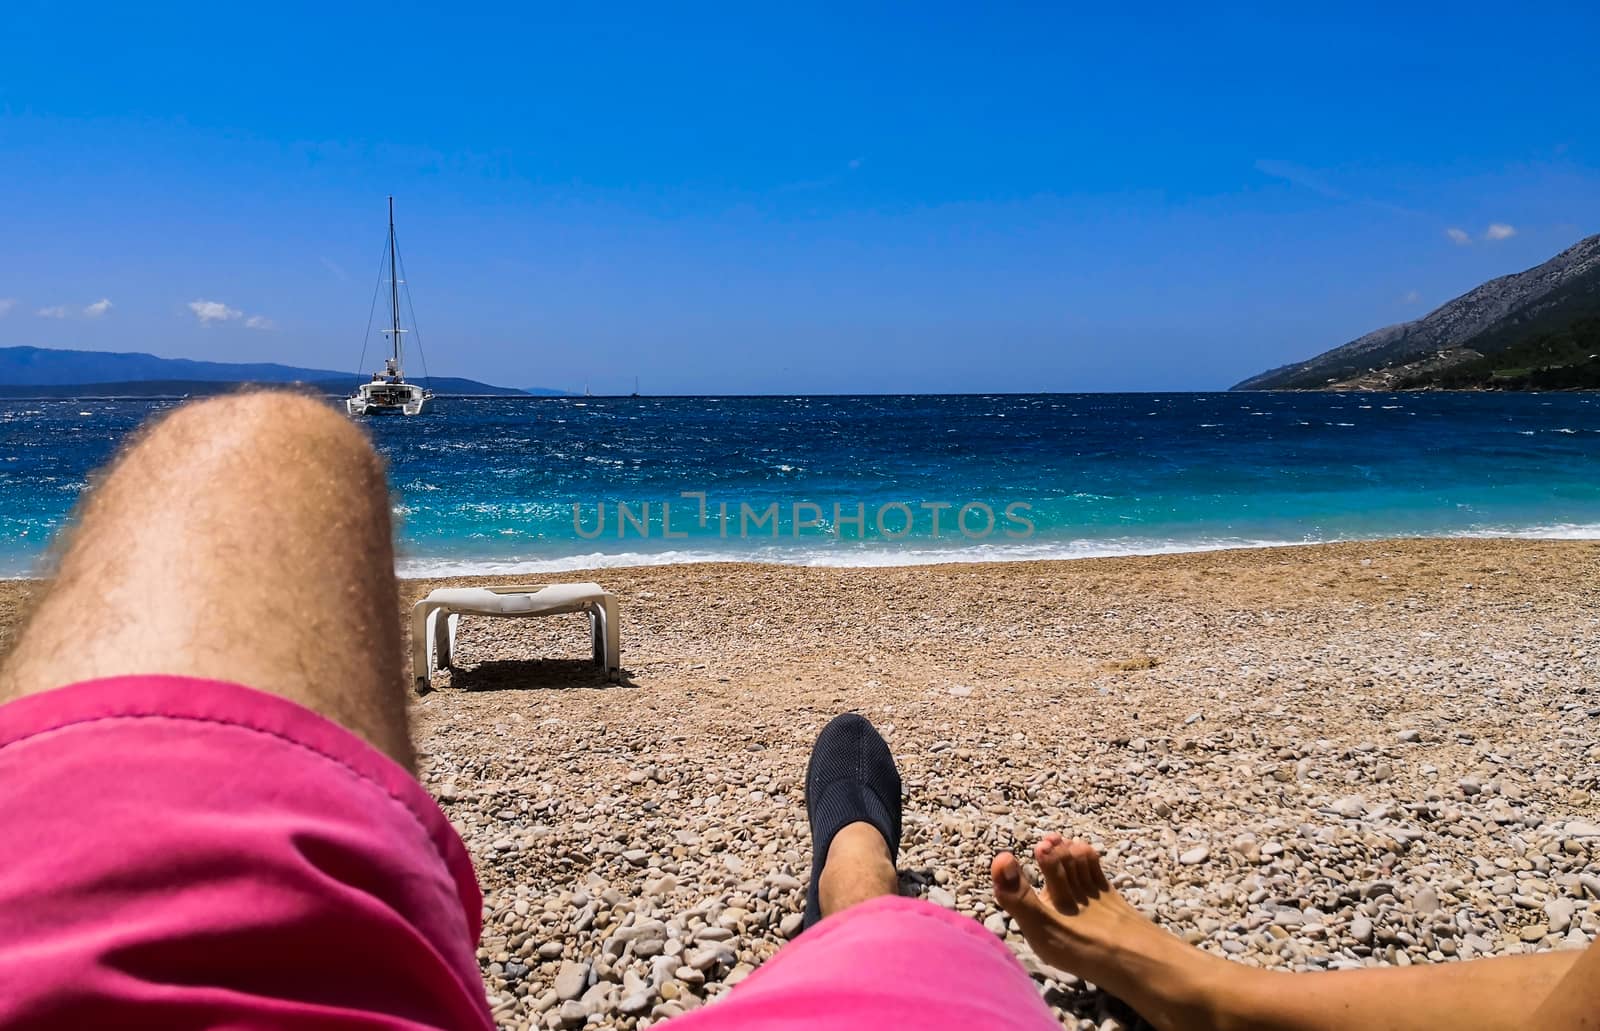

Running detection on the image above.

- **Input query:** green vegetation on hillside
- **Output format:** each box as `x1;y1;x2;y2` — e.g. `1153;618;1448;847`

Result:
1233;234;1600;391
1397;317;1600;390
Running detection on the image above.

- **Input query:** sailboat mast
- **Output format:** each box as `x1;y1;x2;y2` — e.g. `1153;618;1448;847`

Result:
388;196;402;369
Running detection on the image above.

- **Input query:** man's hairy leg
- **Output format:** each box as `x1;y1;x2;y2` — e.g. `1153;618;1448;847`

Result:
0;390;414;769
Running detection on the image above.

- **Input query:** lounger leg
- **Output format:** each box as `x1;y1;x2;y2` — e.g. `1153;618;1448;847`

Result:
411;602;435;693
600;594;621;681
445;613;461;668
434;610;454;670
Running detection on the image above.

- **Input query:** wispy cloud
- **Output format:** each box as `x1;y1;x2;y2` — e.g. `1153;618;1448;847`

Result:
777;157;867;193
36;299;114;319
1254;159;1425;220
1401;289;1422;304
320;256;350;282
1254;159;1347;200
188;299;242;324
188;298;274;329
0;298;15;318
1445;223;1517;246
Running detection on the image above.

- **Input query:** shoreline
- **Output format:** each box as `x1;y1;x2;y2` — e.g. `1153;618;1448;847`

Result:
383;528;1600;580
6;530;1600;583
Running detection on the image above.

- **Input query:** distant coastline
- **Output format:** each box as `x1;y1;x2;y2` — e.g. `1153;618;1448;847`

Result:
1233;383;1600;394
0;379;553;399
0;345;564;398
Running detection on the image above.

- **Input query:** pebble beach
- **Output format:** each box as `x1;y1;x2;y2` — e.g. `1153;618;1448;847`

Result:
4;537;1597;1029
392;538;1600;1029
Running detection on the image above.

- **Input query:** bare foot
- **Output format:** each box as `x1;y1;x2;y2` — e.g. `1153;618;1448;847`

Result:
992;834;1219;1029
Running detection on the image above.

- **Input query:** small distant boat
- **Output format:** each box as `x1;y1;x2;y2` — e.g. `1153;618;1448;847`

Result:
347;197;434;417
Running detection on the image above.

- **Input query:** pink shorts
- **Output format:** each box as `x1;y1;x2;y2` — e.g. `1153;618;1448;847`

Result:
0;676;1058;1029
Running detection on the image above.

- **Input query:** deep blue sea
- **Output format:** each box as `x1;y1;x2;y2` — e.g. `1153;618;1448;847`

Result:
2;393;1598;576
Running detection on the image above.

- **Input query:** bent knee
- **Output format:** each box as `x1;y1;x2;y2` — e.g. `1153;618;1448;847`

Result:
152;390;384;482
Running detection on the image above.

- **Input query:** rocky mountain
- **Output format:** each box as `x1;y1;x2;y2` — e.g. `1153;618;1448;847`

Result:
0;345;545;396
1234;233;1600;390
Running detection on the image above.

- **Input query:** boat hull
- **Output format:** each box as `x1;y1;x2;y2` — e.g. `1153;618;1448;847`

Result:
346;387;431;417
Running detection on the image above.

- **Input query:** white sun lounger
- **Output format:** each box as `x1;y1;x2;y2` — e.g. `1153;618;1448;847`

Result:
411;582;621;691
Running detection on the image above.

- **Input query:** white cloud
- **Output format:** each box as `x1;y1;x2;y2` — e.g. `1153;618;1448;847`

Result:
33;299;113;319
0;298;15;318
1402;289;1422;304
1484;222;1516;241
1445;227;1472;246
188;299;242;324
188;298;273;330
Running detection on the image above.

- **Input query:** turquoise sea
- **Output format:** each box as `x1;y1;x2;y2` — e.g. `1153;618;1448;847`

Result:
1;392;1597;577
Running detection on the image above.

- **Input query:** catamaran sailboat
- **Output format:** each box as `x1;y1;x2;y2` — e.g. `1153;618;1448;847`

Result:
347;198;434;416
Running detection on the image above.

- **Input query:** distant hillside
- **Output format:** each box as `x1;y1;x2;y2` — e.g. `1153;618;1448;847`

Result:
0;345;546;396
1234;234;1600;390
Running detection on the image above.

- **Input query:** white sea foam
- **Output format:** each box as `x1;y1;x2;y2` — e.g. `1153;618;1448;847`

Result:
1458;522;1600;541
391;525;1600;577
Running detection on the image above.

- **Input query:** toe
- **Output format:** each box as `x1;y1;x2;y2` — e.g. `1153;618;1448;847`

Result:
1064;840;1098;899
991;852;1028;907
992;852;1020;888
1079;842;1112;893
991;852;1054;928
1037;837;1077;912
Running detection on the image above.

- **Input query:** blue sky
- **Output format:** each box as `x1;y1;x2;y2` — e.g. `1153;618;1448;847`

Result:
1;2;1596;393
